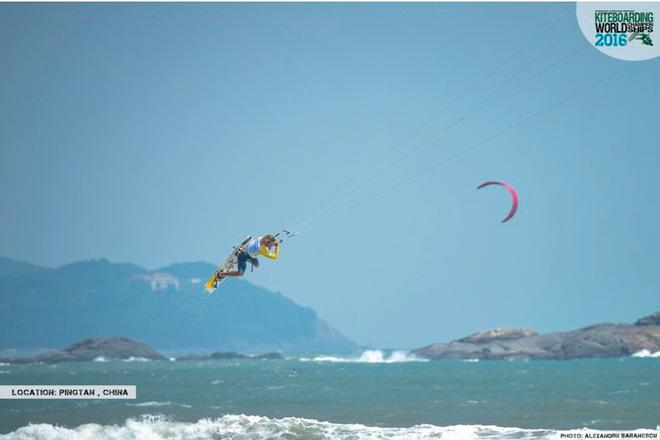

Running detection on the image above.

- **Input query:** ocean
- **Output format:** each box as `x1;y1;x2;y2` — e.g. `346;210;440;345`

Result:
1;351;658;439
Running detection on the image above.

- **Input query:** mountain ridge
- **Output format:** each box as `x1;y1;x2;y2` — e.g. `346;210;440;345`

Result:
0;257;357;353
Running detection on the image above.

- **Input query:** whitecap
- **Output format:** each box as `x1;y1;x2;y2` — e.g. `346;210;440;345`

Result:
126;401;191;408
301;350;428;364
122;357;151;362
126;401;171;407
631;349;660;358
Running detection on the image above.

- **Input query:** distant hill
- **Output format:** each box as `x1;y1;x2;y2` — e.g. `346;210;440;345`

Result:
0;258;356;353
0;257;48;278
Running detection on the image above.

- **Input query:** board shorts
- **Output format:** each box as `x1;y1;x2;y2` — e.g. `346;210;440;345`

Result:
236;251;258;275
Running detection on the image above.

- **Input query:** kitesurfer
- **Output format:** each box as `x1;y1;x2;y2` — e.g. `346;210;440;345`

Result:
217;235;280;279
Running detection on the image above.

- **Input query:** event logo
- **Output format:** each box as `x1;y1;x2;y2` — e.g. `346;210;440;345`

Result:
595;10;653;47
577;2;660;61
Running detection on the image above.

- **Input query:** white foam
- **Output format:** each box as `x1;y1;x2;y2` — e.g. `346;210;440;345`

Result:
93;356;154;362
631;349;660;358
122;357;151;362
126;401;192;408
301;350;428;364
3;415;657;440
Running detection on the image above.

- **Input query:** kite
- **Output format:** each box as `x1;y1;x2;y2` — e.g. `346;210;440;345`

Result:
477;181;519;223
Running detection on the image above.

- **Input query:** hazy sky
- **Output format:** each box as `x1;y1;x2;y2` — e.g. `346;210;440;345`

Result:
1;3;658;348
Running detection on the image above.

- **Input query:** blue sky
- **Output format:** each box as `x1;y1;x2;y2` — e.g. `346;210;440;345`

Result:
1;3;658;348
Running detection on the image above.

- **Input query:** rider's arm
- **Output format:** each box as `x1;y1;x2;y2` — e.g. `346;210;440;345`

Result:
259;244;279;260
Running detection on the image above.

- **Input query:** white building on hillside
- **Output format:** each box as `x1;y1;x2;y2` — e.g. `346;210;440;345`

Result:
133;272;180;291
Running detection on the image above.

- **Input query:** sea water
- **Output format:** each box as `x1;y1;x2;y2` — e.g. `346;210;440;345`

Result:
0;353;658;439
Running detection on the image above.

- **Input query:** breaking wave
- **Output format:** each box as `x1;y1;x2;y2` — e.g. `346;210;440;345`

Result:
125;401;192;408
122;357;151;362
631;349;660;358
93;356;153;363
2;414;656;440
300;350;427;363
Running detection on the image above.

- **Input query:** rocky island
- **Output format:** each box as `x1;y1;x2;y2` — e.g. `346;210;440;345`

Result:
177;351;283;361
0;337;285;364
5;337;166;364
414;311;660;360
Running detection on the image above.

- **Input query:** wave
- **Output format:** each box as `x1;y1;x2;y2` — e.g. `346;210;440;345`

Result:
631;349;660;358
122;357;151;362
2;414;657;440
300;350;428;364
93;356;153;363
125;401;192;408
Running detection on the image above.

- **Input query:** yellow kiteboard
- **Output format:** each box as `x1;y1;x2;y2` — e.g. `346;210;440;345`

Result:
204;236;252;294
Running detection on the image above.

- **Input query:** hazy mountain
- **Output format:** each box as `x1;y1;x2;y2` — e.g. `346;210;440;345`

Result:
0;258;356;353
0;257;48;278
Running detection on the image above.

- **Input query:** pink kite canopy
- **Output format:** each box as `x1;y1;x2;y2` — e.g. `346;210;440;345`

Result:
477;181;519;223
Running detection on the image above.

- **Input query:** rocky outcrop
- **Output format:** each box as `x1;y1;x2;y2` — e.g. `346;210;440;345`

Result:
177;351;283;361
5;337;285;364
10;337;166;364
414;312;660;360
457;328;538;344
252;352;284;360
210;351;249;360
635;311;660;326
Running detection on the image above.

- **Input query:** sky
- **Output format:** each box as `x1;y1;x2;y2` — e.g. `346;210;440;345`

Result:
1;3;658;349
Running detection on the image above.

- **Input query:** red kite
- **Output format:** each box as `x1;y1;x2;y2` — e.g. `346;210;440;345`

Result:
477;181;519;223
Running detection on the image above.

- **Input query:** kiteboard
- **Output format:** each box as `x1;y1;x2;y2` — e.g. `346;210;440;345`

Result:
204;236;252;294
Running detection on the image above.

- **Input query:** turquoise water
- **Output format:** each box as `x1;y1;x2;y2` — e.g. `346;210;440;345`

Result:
0;355;658;438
